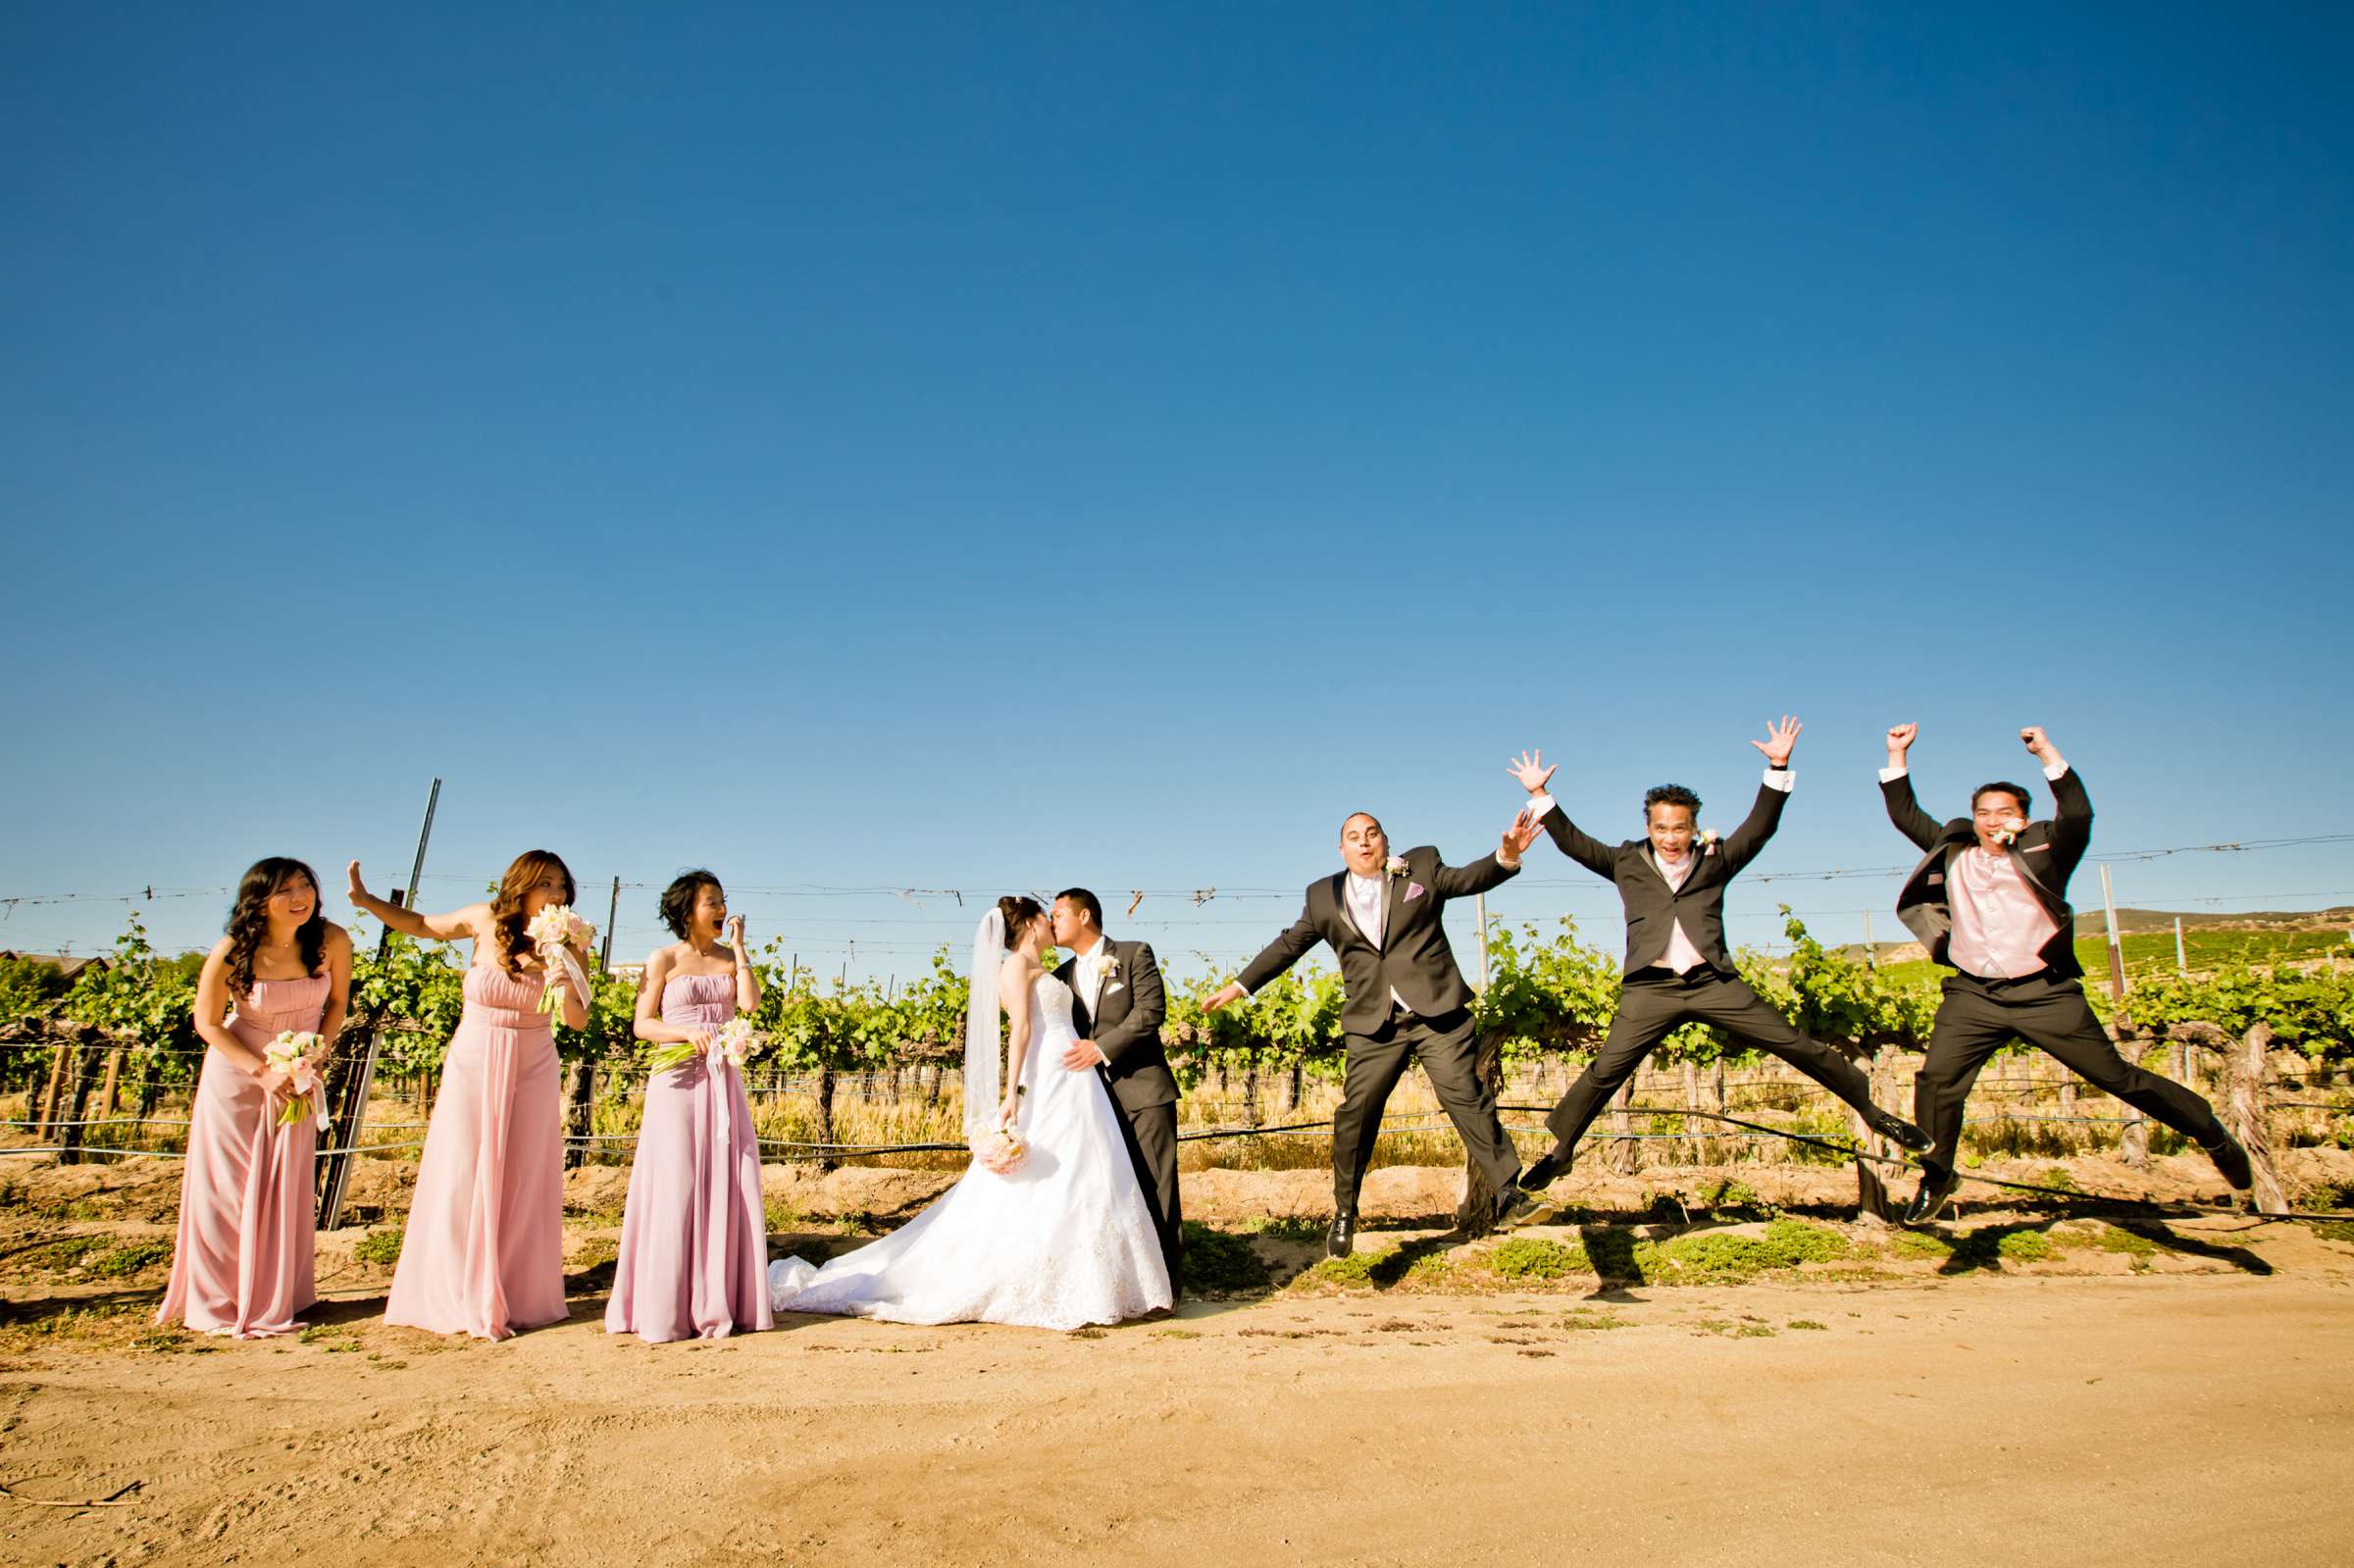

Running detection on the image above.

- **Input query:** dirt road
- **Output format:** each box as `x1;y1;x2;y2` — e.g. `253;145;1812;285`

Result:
6;1260;2350;1566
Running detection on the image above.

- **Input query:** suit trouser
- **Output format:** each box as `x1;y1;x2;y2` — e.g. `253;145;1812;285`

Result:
1107;1093;1184;1298
1545;969;1884;1152
1332;1005;1521;1214
1916;971;2223;1180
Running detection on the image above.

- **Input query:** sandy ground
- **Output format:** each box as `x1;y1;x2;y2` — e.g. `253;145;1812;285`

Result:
4;1151;2352;1566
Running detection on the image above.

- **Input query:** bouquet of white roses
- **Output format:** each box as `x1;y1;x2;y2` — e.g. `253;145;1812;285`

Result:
264;1030;332;1131
525;904;597;1017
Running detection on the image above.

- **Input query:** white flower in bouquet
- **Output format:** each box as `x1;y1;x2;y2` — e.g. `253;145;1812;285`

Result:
264;1030;332;1132
524;904;596;1016
645;1015;760;1076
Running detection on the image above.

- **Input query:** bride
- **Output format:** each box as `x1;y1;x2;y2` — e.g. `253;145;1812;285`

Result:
767;896;1173;1330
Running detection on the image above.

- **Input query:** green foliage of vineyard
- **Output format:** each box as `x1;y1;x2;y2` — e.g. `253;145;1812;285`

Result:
6;907;2350;1100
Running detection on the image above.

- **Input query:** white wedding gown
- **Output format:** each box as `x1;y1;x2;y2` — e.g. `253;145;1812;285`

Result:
766;973;1172;1330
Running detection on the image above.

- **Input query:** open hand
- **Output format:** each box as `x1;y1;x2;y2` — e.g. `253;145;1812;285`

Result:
1499;807;1540;868
1061;1038;1106;1072
1505;749;1557;794
1750;715;1802;768
1202;981;1246;1014
346;860;371;909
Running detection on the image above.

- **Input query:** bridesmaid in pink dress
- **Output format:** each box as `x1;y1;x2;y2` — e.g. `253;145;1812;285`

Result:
606;871;771;1341
349;849;590;1340
159;858;353;1338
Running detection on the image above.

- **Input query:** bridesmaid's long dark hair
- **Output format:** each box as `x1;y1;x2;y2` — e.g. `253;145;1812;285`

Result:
490;849;578;975
224;857;328;1000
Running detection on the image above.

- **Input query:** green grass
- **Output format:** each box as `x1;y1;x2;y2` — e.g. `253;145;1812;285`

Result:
1180;1221;1271;1294
87;1239;173;1279
1631;1220;1851;1284
1484;1238;1588;1281
352;1229;403;1267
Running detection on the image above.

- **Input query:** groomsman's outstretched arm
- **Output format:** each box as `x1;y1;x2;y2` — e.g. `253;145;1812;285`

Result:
1719;716;1802;874
1506;750;1618;877
1203;911;1320;1012
1428;809;1539;898
1878;724;1943;849
1095;942;1167;1065
2023;727;2094;869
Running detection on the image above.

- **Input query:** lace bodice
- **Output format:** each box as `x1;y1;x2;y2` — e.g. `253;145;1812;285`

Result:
1028;972;1078;1041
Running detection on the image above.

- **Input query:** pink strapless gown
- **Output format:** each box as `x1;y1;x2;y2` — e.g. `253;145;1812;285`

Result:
384;965;567;1339
156;974;328;1338
605;972;772;1340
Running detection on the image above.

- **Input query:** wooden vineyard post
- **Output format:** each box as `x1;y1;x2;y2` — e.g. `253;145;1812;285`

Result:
34;1041;69;1138
97;1048;124;1121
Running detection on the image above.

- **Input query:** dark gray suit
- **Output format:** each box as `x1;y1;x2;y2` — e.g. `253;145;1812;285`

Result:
1533;774;1889;1152
1883;765;2223;1179
1238;843;1523;1214
1054;936;1182;1296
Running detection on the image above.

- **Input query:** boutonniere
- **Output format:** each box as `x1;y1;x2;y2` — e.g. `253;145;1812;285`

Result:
1699;830;1720;857
1100;955;1121;985
1385;855;1408;879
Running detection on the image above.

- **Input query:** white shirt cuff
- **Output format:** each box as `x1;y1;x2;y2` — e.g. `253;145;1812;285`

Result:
1526;791;1560;819
2043;761;2069;782
1762;767;1793;792
1878;765;1909;783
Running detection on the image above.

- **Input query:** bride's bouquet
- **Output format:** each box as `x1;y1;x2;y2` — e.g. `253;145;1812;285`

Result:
525;904;597;1017
645;1016;758;1076
970;1122;1028;1177
264;1031;332;1132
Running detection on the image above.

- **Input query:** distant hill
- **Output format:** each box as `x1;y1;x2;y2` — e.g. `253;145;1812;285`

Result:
2084;906;2354;936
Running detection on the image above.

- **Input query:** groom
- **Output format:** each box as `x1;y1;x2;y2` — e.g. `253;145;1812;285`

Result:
1049;888;1183;1299
1204;807;1547;1257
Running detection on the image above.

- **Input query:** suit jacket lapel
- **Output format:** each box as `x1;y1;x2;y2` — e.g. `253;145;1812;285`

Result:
1326;874;1369;948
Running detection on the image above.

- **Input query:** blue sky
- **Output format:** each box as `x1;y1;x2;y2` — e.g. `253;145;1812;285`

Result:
5;4;2350;981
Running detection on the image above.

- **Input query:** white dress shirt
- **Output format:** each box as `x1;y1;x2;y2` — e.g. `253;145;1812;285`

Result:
1343;870;1413;1010
1070;935;1113;1017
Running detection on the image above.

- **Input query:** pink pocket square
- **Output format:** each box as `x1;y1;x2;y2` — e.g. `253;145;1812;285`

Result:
1406;882;1426;902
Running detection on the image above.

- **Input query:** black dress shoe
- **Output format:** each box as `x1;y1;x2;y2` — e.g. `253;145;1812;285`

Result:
1866;1107;1933;1152
1494;1184;1554;1230
2200;1129;2254;1192
1326;1212;1356;1259
1904;1169;1962;1225
1520;1143;1574;1191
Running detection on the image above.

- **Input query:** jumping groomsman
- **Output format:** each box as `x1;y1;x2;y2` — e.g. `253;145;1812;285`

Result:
1510;718;1930;1194
1205;807;1547;1258
1881;723;2252;1222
